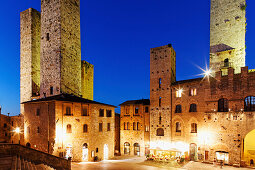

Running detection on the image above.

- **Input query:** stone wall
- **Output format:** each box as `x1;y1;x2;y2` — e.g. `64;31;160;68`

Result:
20;8;41;112
0;144;71;170
168;67;255;165
120;102;150;156
40;0;82;98
210;0;246;73
150;44;176;148
24;100;115;162
81;60;94;100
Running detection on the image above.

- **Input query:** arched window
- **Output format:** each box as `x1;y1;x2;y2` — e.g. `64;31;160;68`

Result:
176;122;181;132
124;122;126;130
244;96;255;111
191;123;197;133
218;98;229;112
224;58;229;67
175;105;182;113
134;143;140;156
189;104;197;112
67;124;72;133
124;142;130;155
83;124;88;133
133;122;136;130
156;128;164;136
83;143;88;148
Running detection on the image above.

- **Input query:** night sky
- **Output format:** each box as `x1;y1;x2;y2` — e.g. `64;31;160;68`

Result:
0;0;255;115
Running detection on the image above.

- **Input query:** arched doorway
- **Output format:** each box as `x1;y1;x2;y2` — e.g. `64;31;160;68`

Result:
65;144;72;159
104;144;109;160
244;129;255;165
26;142;31;148
124;142;130;155
82;143;88;161
190;143;197;161
134;143;140;156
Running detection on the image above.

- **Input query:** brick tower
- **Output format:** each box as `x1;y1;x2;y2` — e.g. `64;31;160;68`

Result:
40;0;82;97
150;44;176;148
20;8;41;112
210;0;246;74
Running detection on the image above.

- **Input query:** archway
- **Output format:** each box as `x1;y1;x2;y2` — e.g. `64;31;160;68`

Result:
124;142;130;155
104;144;109;160
26;142;31;148
190;143;197;161
244;129;255;165
82;143;88;161
134;143;140;156
65;144;72;159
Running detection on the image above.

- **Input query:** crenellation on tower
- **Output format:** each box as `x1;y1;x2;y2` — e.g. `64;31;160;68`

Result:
81;61;94;100
210;0;246;74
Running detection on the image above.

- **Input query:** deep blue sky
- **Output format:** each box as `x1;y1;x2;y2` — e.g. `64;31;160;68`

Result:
0;0;255;115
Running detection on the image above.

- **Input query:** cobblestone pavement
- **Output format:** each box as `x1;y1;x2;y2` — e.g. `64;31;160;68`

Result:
72;157;254;170
182;161;253;170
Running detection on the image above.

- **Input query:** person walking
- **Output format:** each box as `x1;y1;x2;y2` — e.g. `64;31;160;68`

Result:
250;159;254;167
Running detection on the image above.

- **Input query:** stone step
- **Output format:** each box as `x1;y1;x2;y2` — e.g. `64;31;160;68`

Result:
11;156;17;170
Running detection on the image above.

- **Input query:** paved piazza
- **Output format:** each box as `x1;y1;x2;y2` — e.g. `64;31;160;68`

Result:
72;157;253;170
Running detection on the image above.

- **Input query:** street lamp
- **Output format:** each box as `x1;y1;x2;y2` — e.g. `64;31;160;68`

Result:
14;127;21;144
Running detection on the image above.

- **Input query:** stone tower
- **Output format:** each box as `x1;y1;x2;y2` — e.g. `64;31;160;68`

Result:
20;8;41;112
40;0;82;97
150;44;176;147
81;61;94;100
210;0;246;74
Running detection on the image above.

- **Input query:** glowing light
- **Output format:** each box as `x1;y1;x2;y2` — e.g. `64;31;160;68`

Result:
204;69;212;77
150;141;189;153
176;89;183;98
14;127;20;133
198;130;215;145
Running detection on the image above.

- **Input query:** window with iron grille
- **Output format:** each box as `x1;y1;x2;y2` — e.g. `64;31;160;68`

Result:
244;96;255;111
175;105;182;113
189;104;197;112
218;98;229;112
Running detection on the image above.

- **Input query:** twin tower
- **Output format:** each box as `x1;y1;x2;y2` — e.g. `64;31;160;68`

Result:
20;0;93;109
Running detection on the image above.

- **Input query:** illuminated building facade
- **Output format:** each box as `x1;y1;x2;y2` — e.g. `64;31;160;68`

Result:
23;94;116;161
149;0;255;166
119;99;150;156
0;107;24;144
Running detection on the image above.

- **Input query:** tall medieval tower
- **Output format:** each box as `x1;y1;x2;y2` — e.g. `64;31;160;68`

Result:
40;0;82;97
20;9;41;112
210;0;246;74
20;0;94;113
150;44;176;147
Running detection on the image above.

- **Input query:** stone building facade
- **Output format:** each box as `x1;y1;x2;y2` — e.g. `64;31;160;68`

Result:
23;94;116;161
210;0;246;74
120;99;150;156
148;0;255;165
20;0;94;113
0;108;24;144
